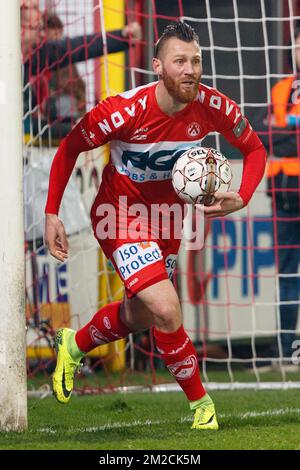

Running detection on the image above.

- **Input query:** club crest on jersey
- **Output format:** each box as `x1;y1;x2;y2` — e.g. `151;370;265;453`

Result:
186;122;201;138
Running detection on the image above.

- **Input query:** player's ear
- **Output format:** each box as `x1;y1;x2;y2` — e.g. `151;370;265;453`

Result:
152;57;162;76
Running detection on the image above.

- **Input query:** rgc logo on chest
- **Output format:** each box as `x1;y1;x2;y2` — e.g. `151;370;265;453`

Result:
122;148;187;172
113;241;163;280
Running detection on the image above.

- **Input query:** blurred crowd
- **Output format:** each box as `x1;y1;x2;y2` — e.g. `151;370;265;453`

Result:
21;0;141;139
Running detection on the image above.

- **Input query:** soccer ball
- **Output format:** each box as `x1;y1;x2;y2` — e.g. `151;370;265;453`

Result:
172;147;233;205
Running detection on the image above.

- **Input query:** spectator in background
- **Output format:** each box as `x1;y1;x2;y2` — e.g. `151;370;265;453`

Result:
254;28;300;368
43;13;87;137
21;0;43;60
21;1;142;138
21;0;39;7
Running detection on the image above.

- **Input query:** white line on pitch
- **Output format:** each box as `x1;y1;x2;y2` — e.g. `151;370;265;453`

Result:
35;407;300;434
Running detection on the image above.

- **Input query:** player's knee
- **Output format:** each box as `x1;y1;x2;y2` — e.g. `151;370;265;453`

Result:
121;299;154;331
154;302;181;332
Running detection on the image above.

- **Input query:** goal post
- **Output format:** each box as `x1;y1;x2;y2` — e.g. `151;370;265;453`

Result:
0;0;27;430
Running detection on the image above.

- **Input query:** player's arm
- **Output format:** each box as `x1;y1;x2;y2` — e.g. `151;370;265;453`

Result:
204;100;267;218
44;99;114;261
26;24;141;75
46;23;141;70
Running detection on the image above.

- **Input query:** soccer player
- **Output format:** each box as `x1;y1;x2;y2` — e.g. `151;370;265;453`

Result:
45;22;267;430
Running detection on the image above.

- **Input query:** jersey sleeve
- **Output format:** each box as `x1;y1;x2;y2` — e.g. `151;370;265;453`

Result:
212;92;262;154
45;95;120;215
210;90;267;205
79;94;122;148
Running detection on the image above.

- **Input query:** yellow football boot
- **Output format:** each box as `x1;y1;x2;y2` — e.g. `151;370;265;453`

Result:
52;328;82;404
191;403;219;430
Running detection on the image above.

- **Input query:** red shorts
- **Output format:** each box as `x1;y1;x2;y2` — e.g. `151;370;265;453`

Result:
90;178;183;297
91;221;180;298
95;236;180;298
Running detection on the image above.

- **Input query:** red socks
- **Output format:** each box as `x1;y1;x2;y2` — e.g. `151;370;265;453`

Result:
75;303;206;402
75;301;132;353
154;325;206;401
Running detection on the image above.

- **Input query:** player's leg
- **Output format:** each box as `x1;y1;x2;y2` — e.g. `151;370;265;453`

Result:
52;299;146;404
124;279;218;430
52;240;164;403
52;239;217;428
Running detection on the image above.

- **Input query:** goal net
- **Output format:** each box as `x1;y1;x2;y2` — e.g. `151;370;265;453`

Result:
23;0;300;396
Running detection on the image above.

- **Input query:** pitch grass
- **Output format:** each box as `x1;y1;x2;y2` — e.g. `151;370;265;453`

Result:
27;365;300;390
0;390;300;450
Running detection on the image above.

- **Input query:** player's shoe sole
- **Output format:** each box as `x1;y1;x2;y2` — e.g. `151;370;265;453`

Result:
52;328;82;404
191;404;219;430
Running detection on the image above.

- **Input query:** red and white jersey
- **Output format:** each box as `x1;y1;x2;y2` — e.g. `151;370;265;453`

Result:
45;80;266;295
44;81;266;297
45;81;265;216
79;81;260;209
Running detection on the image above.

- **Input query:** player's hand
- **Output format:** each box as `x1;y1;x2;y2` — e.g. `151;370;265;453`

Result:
122;22;142;41
201;192;244;218
45;213;69;262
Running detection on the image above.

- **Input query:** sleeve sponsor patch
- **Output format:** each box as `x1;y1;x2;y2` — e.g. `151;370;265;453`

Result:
80;126;96;148
233;117;247;138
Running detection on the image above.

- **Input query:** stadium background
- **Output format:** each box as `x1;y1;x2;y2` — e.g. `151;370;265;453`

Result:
23;0;300;396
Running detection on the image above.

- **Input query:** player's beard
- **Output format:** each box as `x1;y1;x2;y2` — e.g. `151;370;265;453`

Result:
161;68;200;104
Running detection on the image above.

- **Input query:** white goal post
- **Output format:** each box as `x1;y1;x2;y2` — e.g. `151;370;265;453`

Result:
0;0;27;431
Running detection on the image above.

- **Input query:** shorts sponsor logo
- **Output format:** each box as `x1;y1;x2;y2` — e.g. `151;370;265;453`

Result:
167;355;197;380
89;325;109;345
113;241;163;281
165;254;177;278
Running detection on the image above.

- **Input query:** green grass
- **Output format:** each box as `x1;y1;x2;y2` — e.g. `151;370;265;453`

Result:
1;390;300;450
27;363;300;391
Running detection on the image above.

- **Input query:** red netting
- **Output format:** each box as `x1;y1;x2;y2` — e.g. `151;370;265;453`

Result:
23;0;300;394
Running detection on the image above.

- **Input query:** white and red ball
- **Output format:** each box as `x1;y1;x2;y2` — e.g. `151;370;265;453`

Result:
172;147;232;205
